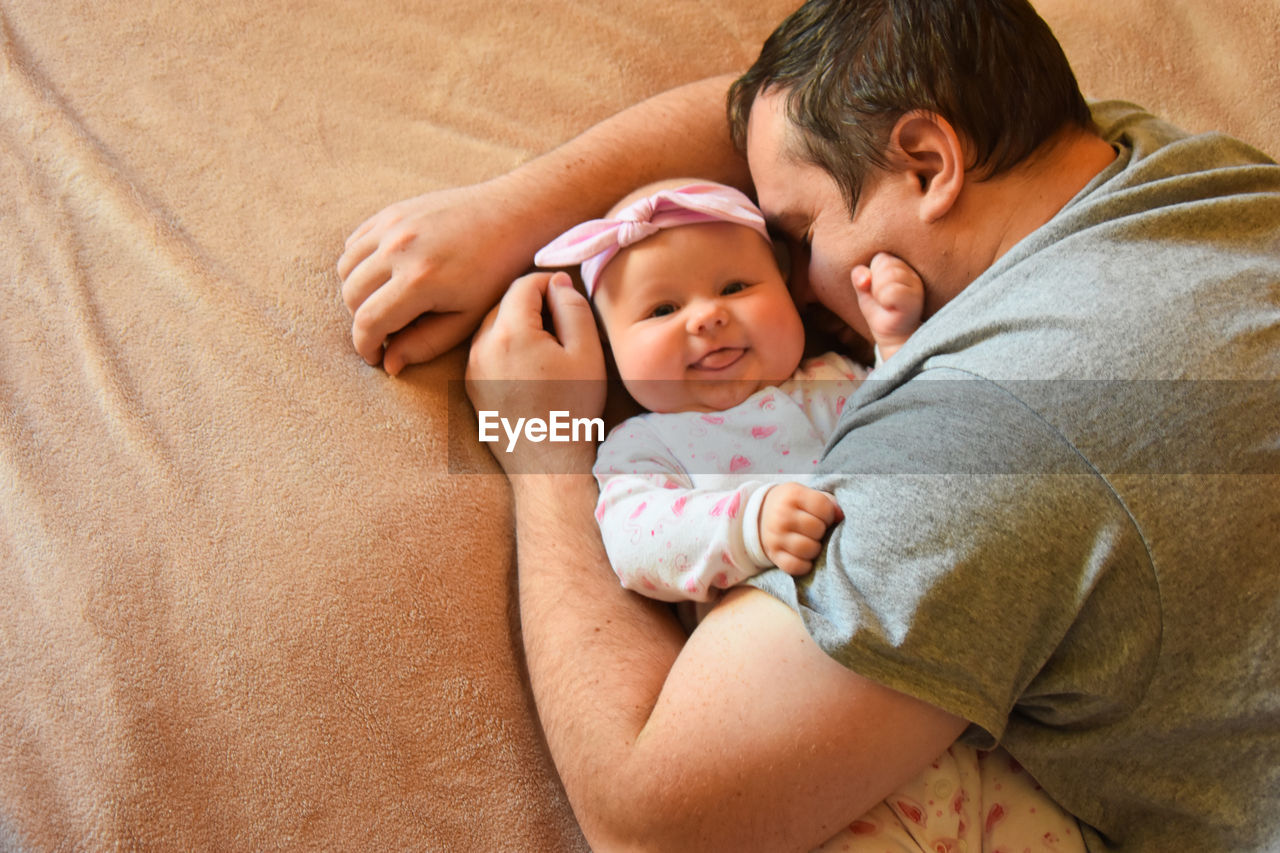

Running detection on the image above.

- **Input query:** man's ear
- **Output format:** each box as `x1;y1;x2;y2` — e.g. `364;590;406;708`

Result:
887;111;965;224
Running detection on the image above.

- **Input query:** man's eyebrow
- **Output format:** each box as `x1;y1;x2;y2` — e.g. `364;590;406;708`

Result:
764;211;806;238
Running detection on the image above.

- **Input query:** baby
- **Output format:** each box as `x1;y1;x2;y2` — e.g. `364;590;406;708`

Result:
536;178;923;604
534;179;1086;853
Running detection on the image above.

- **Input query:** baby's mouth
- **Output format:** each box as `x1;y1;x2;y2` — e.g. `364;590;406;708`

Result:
691;347;746;371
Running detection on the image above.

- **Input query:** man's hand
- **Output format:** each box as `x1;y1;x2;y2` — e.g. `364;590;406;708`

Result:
759;483;843;575
337;75;750;377
853;252;925;363
337;180;541;375
465;271;606;474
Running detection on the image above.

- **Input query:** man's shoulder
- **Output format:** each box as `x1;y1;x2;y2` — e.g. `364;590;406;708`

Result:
1088;99;1278;176
891;104;1280;383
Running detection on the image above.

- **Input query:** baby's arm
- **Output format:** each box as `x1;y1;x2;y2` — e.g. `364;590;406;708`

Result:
852;252;925;364
594;470;780;603
594;422;791;602
758;483;843;575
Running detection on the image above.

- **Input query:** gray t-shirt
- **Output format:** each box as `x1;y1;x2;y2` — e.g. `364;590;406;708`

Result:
749;102;1280;851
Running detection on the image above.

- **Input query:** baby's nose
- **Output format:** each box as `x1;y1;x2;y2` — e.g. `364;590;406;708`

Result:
686;300;729;334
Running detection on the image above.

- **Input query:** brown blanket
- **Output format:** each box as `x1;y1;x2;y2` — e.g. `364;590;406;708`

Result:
1;1;1275;849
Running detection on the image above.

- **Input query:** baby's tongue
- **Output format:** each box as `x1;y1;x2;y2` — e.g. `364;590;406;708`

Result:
696;348;742;369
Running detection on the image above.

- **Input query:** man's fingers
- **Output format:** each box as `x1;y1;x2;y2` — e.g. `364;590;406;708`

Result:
382;311;477;376
337;228;381;283
544;272;601;359
473;298;501;340
343;207;388;250
351;275;438;366
493;272;557;335
340;244;393;314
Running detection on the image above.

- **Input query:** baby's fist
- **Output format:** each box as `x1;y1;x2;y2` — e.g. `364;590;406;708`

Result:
852;253;925;362
759;483;842;576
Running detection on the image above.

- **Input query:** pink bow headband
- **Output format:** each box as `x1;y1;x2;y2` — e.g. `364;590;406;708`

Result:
534;182;772;297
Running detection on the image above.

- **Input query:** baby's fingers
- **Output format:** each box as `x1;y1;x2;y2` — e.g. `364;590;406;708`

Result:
772;531;827;576
794;488;842;526
868;251;913;277
784;508;832;543
773;549;815;577
851;264;873;296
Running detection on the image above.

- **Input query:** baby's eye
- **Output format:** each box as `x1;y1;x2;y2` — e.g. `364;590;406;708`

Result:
722;281;748;295
648;303;677;318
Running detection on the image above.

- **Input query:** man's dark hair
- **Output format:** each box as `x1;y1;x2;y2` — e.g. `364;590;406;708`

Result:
728;0;1093;213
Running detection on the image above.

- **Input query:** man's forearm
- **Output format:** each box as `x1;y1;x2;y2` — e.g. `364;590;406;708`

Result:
493;75;749;254
510;473;688;844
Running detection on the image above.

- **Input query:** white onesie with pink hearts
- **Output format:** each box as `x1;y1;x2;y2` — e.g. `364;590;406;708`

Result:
592;351;865;603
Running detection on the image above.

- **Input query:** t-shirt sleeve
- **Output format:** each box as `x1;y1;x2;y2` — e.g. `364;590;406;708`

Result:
748;370;1161;747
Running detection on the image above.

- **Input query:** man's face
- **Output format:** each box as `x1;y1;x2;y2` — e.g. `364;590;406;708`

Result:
745;90;924;349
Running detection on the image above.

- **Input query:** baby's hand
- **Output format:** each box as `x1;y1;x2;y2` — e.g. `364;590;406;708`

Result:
759;483;843;576
852;253;925;363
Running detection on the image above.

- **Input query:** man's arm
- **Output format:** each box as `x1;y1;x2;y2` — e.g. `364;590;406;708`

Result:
514;474;966;852
339;74;749;374
469;275;967;853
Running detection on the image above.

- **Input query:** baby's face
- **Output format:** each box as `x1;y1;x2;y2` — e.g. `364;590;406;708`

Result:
593;222;805;414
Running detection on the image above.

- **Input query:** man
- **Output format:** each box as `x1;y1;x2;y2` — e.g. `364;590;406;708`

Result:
341;1;1280;849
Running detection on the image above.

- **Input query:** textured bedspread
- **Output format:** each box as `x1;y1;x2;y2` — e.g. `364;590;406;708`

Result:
1;1;1275;849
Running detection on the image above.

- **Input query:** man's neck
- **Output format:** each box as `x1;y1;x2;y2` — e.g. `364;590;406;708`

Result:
932;127;1117;308
992;127;1117;258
